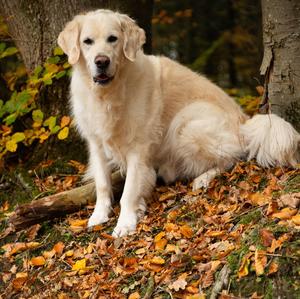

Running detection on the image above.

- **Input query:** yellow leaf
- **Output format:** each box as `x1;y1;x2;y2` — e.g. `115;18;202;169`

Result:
135;248;146;255
60;116;71;128
151;256;165;265
72;258;86;271
57;126;69;140
65;250;74;257
5;139;17;152
31;256;46;266
291;214;300;225
238;254;251;279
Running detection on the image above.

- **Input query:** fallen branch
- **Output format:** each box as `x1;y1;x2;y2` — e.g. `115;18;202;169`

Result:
210;264;231;299
8;171;124;231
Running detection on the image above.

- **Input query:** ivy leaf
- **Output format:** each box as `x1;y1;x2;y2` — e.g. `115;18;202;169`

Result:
51;125;61;134
0;47;18;59
57;127;69;140
4;112;18;125
55;70;66;79
46;56;60;64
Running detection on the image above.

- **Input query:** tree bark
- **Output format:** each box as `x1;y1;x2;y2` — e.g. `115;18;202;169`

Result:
0;0;153;71
260;0;300;131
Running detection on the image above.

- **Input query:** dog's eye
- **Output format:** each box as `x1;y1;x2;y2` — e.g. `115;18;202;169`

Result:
83;38;94;45
107;35;118;43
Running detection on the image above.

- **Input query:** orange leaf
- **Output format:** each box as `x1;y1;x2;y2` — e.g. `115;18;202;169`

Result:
154;231;166;242
272;208;297;220
43;249;56;259
180;224;193;238
254;249;267;276
31;256;46;266
128;292;140;299
268;261;279;275
60;116;71;128
53;241;65;255
238;254;252;279
155;238;168;251
291;214;300;225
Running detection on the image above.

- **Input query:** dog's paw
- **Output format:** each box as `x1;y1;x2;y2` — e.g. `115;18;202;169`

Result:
192;174;211;190
112;215;137;238
88;210;110;228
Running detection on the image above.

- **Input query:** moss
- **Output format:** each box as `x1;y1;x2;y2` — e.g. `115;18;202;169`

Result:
283;174;300;193
237;209;262;225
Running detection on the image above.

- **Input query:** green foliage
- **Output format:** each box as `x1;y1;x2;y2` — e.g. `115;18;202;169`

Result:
0;45;71;160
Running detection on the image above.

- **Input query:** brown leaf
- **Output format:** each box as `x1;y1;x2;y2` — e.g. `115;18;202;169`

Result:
260;229;275;247
202;270;214;288
169;273;187;291
26;224;41;241
278;192;300;209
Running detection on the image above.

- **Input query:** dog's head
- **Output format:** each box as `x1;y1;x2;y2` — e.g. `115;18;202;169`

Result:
58;10;145;86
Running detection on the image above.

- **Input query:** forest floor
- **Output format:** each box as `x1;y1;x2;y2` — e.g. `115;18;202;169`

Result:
0;160;300;299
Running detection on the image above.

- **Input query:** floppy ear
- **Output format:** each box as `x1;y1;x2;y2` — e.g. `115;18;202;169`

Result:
58;17;81;65
120;15;146;62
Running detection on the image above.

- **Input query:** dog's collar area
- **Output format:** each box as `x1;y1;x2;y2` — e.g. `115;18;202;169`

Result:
93;74;114;85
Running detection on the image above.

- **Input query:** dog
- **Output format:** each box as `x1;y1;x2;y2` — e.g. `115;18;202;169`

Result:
58;9;300;237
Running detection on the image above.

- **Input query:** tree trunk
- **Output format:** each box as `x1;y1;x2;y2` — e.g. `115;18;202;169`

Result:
0;0;154;164
260;0;300;131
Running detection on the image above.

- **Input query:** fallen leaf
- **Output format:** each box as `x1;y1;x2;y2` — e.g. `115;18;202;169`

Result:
2;242;40;258
128;292;140;299
151;256;165;265
31;256;46;266
53;241;65;255
155;238;168;250
238;254;252;279
260;229;275;247
26;224;41;241
268;261;279;275
254;249;267;276
169;273;187;291
180;224;194;238
291;214;300;225
272;208;297;220
72;258;86;271
278;192;300;208
249;193;270;206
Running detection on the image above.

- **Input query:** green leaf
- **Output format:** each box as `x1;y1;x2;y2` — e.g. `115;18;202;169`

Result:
55;70;66;79
43;78;53;85
4;112;18;125
0;47;18;59
51;125;61;134
43;116;56;130
16;91;31;111
12;132;25;143
32;109;44;122
47;56;60;64
53;47;64;56
0;42;5;53
34;65;43;78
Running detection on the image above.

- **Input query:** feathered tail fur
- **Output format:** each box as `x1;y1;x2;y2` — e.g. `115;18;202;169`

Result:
240;114;300;167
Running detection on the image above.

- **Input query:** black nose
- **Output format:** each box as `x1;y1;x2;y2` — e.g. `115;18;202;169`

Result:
94;55;110;69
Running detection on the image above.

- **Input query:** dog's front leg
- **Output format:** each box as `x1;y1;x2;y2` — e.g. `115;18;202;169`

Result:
112;152;156;237
87;141;112;227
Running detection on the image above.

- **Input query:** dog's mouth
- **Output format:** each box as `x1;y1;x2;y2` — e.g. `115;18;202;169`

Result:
93;73;114;85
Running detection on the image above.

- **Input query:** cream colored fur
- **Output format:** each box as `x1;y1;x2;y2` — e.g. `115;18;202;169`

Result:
58;9;300;237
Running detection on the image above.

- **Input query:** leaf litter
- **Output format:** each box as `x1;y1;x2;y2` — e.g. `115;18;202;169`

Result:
0;161;300;298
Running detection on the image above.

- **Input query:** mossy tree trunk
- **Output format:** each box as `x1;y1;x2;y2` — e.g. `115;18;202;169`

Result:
0;0;153;164
260;0;300;131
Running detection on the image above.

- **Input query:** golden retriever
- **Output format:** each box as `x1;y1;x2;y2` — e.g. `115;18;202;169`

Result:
58;9;300;237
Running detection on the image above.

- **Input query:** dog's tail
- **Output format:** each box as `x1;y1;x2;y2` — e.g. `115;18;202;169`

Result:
240;114;300;167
